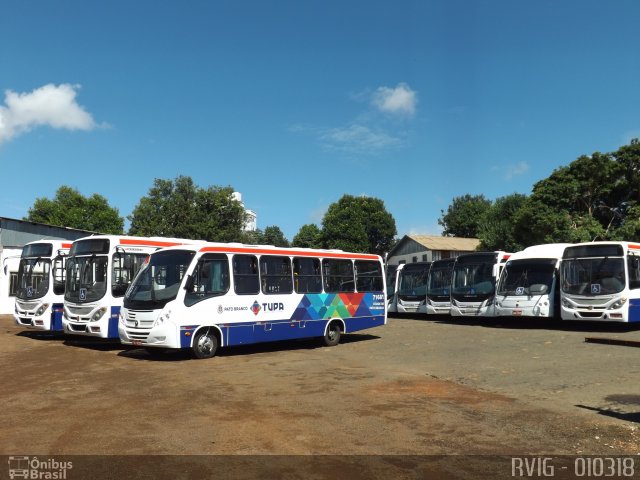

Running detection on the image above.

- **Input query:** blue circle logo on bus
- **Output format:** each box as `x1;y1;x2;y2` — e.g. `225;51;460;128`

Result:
591;284;601;294
516;287;525;295
80;288;87;301
251;301;261;316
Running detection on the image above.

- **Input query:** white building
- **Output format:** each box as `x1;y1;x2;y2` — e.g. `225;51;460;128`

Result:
232;192;257;231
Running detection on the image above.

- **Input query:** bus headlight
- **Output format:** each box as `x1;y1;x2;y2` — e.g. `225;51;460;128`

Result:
91;307;107;322
562;298;571;308
155;310;171;327
119;311;125;325
610;297;627;310
35;304;50;316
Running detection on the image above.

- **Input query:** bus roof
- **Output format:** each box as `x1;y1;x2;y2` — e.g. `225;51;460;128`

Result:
152;242;381;261
508;243;573;262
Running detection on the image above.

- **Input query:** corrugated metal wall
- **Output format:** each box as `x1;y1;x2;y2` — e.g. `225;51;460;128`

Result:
0;218;95;249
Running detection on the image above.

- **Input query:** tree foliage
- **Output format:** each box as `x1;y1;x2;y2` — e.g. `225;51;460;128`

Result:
128;176;247;241
292;224;324;249
438;194;492;238
441;139;640;248
243;226;290;247
321;194;397;256
478;193;527;252
26;186;124;234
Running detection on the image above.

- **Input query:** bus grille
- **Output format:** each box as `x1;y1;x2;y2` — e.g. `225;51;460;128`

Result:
123;310;155;341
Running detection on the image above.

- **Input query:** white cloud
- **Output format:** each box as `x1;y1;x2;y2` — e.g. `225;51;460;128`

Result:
407;225;444;236
371;82;417;117
0;83;97;145
504;161;530;180
320;124;401;154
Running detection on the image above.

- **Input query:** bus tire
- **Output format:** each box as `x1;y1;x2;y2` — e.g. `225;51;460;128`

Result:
191;328;218;359
323;321;342;347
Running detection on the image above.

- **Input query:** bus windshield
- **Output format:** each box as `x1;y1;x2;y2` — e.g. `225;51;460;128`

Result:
561;256;625;295
398;264;429;298
65;255;109;303
452;261;495;296
124;250;196;310
427;265;453;299
497;259;555;296
16;257;51;300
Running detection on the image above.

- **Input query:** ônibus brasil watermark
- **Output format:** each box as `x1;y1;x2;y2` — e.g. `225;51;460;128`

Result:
8;456;72;479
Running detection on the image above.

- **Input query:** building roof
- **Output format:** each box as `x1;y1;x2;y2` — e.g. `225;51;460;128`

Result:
407;234;481;251
387;234;481;258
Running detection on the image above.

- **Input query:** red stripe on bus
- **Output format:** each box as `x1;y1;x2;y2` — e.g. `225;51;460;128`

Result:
62;243;72;249
629;244;640;250
120;239;185;247
199;245;379;260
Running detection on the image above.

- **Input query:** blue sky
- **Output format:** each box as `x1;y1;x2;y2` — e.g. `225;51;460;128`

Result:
1;0;639;241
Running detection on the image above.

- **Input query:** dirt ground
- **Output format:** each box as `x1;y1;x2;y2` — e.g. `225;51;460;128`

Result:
2;313;640;479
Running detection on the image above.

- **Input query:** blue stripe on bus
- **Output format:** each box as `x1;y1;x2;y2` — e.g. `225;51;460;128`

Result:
108;306;121;338
181;315;385;349
629;299;640;322
50;303;64;331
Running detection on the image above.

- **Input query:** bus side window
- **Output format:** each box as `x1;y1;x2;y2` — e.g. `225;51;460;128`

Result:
355;260;383;292
293;257;322;293
260;255;292;294
628;255;640;289
323;259;354;293
185;254;230;306
233;255;259;295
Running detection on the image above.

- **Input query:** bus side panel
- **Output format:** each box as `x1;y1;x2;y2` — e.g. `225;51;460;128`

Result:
629;299;640;322
345;315;386;333
51;303;64;331
108;306;121;338
225;323;255;345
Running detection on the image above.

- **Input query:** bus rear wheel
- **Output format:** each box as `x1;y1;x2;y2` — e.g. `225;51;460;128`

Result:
191;329;218;359
323;321;342;347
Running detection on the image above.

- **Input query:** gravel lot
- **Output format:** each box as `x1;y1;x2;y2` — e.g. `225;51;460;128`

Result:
2;313;640;478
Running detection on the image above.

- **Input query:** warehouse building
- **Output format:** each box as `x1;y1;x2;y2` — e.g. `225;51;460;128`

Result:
0;217;96;314
386;234;480;267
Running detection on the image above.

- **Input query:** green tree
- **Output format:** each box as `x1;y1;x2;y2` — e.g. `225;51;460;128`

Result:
612;138;640;204
26;185;124;234
292;224;324;249
128;176;247;241
611;205;640;241
262;226;290;247
438;194;492;238
478;193;527;251
321;195;396;255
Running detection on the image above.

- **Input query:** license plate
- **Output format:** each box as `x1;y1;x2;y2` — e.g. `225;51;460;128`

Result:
512;309;523;316
132;340;142;346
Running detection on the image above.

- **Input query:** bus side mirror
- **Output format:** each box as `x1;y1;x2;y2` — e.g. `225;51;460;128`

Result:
184;275;195;293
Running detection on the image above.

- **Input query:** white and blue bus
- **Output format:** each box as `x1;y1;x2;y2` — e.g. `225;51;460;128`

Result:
425;258;456;315
13;240;71;331
119;243;387;358
495;243;572;319
387;262;431;314
450;251;511;317
560;242;640;322
63;235;194;339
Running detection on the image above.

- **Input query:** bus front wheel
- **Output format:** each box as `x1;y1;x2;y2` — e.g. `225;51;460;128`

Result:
192;329;218;359
323;321;342;347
